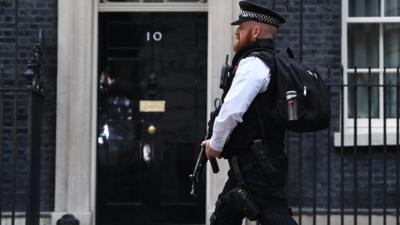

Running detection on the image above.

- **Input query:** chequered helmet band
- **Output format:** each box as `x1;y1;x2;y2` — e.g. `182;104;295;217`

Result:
240;10;281;27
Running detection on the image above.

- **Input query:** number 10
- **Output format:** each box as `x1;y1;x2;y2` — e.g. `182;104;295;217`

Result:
146;32;162;42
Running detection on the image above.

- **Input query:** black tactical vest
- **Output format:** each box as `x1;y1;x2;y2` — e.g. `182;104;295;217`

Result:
220;39;285;158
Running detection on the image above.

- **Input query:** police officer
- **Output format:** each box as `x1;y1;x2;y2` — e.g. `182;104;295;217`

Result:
201;1;298;225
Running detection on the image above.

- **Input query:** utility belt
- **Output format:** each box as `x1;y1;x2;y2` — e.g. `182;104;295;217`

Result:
225;139;290;221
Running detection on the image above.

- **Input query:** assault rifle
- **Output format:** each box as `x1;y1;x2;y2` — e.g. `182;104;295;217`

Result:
189;55;230;197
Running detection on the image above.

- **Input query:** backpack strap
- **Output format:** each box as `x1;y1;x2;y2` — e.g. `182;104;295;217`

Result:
286;48;295;59
248;50;277;103
254;99;269;150
248;50;278;144
248;49;275;67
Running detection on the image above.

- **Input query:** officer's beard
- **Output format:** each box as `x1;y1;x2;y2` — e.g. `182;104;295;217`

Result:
233;31;252;52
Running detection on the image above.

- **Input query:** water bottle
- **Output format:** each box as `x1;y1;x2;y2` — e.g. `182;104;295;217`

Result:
286;90;298;121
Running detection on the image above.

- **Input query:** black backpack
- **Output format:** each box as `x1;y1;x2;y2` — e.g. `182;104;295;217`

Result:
251;49;330;133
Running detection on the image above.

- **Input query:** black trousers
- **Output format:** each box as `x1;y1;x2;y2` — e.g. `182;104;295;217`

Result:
210;157;298;225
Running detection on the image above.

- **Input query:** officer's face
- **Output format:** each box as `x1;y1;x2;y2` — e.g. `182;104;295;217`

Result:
233;21;254;52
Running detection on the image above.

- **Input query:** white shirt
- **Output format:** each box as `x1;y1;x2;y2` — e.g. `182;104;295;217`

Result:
210;56;271;152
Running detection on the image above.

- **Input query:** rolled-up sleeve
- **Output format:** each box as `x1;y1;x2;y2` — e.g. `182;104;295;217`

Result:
210;56;270;152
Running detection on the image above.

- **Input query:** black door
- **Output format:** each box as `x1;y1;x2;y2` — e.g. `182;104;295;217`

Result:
96;12;208;225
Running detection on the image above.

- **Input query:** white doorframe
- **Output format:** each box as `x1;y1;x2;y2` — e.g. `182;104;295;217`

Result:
53;0;97;225
90;1;99;225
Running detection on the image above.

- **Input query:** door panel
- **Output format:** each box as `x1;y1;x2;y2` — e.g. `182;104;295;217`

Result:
97;12;207;225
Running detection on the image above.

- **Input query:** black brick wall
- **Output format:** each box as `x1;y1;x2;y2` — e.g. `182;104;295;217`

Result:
0;0;57;211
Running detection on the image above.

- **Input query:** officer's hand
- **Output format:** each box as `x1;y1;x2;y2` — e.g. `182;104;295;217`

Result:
201;140;221;159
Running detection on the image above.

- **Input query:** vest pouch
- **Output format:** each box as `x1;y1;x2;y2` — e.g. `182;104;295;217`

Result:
252;139;277;175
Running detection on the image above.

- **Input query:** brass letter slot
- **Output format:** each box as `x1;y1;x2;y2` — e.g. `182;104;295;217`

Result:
139;100;166;112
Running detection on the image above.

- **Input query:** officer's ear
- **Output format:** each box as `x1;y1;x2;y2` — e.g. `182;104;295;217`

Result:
252;25;261;40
